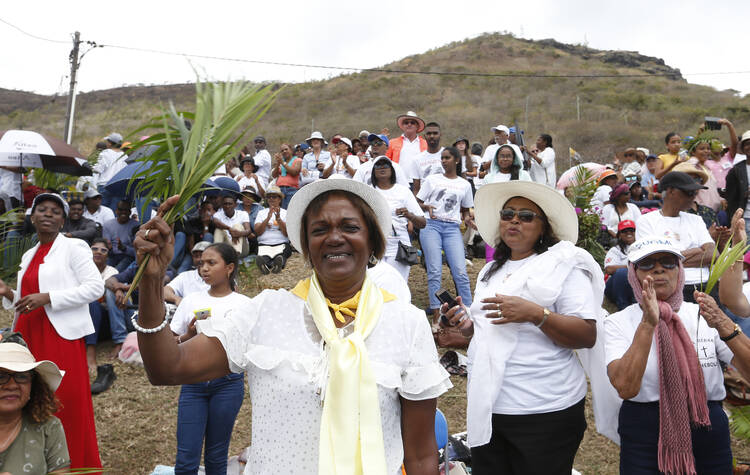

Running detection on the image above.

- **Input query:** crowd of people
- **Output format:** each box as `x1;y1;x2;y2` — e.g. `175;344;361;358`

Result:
0;109;750;474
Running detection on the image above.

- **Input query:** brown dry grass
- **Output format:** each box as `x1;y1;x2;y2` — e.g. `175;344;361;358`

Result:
2;253;750;473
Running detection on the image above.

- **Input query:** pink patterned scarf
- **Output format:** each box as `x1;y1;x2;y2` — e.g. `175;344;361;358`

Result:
627;262;711;475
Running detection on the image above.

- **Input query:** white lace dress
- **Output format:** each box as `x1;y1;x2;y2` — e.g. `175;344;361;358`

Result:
196;289;452;475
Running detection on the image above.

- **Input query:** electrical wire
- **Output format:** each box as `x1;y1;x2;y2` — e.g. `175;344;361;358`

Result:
3;15;750;79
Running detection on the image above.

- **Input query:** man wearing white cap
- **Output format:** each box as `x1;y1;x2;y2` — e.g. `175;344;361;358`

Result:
93;132;128;210
82;188;115;227
322;137;360;179
386;111;428;174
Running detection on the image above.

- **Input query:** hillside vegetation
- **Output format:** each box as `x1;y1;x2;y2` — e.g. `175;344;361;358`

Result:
2;33;749;172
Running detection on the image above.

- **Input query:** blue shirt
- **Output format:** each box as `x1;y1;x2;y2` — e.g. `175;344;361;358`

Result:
301;150;331;173
102;218;139;257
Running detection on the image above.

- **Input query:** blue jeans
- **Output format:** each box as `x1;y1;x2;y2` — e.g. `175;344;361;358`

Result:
419;219;472;310
280;186;297;209
604;268;635;311
175;373;245;475
85;290;133;345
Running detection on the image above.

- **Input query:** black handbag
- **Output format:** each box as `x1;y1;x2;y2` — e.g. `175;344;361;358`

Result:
395;240;420;265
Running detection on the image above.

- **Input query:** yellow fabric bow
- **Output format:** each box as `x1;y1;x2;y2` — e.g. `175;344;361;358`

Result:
291;274;393;475
326;292;360;323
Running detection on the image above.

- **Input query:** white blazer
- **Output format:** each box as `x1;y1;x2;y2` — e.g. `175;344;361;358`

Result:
3;235;104;340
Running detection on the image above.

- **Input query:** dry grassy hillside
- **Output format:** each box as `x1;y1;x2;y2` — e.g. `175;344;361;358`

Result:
2;32;750;172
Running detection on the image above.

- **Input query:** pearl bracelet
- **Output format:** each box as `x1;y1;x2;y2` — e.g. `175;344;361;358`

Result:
131;312;169;334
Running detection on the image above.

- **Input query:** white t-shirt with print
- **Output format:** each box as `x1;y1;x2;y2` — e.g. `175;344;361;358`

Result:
604;245;629;269
167;269;209;298
604;301;733;402
213;208;250;240
416;174;473;224
636;210;712;285
375;184;423;257
414;148;444;181
254;208;289;245
170;290;253;336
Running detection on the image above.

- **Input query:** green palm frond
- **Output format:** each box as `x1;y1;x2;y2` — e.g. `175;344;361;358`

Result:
701;234;750;295
124;78;281;299
0;209;35;282
730;405;750;442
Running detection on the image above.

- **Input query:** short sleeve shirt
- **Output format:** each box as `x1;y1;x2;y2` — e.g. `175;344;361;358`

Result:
416;174;473;223
0;416;69;473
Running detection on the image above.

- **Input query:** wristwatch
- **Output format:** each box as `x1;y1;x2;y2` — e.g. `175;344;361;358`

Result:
720;323;742;342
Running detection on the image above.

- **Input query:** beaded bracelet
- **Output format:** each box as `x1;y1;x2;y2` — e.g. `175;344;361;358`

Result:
131;312;169;334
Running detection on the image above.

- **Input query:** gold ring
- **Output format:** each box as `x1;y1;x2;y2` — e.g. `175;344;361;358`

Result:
496;303;501;311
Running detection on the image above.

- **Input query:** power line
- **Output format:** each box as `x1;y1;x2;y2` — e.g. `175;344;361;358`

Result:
3;16;750;80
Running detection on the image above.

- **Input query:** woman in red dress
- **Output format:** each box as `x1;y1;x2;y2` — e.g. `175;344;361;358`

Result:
0;193;104;470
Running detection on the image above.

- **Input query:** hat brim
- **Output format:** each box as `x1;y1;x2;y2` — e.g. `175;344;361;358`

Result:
285;178;392;254
0;360;64;392
628;247;685;264
241;190;261;201
396;115;425;133
474;182;578;248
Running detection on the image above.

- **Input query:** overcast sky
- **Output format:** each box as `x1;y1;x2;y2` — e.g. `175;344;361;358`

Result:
2;0;749;96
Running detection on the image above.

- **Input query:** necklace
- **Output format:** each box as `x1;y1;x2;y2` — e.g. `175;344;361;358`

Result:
0;417;22;452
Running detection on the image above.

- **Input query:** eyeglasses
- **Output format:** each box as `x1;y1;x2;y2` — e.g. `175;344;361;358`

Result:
91;246;109;254
402;120;418;125
500;209;542;223
0;371;32;385
371;140;385;147
635;255;679;271
373;161;391;169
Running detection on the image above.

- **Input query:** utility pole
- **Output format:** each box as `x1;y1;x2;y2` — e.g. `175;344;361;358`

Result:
63;32;81;145
576;95;581;122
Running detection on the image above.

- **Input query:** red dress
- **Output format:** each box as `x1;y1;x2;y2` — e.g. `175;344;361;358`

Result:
14;241;102;470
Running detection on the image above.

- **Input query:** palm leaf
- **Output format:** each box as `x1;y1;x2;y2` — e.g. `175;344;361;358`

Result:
730;405;750;442
123;78;281;299
702;234;750;295
0;209;36;282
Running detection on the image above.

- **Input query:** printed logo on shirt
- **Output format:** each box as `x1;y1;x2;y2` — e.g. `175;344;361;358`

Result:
193;308;211;320
695;337;719;368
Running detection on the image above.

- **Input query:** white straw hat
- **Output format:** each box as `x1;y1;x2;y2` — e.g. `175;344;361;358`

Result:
396;111;425;133
285;177;391;253
0;342;64;392
474;181;578;247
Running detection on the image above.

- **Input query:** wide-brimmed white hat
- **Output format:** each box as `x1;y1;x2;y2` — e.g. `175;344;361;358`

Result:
305;131;328;146
474;181;578;247
332;136;353;150
286;177;391;253
627;236;685;263
0;341;64;392
396;111;425;133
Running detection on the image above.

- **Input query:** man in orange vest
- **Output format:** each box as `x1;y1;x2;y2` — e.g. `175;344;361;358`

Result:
386;112;428;188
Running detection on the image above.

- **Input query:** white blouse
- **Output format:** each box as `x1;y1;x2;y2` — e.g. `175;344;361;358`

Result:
196;289;451;475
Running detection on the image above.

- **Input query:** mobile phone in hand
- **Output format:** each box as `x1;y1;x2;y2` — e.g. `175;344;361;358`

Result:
435;289;459;326
705;116;722;131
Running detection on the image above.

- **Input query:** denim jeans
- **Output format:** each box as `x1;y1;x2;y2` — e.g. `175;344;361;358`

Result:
85;289;132;345
280;186;297;210
419;219;472;310
604;268;635;311
175;373;245;475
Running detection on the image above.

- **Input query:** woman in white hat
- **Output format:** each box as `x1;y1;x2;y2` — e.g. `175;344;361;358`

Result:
605;235;750;474
0;331;69;473
441;181;602;474
132;179;451;474
300;131;331;186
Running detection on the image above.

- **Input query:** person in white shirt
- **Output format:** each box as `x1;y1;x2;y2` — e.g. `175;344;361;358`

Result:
352;135;410;187
164;241;211;307
212;194;253;257
253;186;290;274
82;188;115;227
528;134;556;187
300;131;331;186
636;171;713;302
252;136;273;188
440;180;599;474
235;157;266;200
94;133;128;210
591;169;619;216
605;236;750;474
485;144;532;183
417;147;475;316
371;156;426;282
601;184;641;237
480;124;510;166
410;122;445;196
322;137;360;179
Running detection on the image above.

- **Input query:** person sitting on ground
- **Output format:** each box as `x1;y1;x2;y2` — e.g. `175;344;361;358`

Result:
82;188;115;228
61;199;98;245
235;157;266;200
254;185;291;274
604;220;637;310
85;238;119;374
602;184;641;238
591;169;619;214
0;331;70;473
182;200;216;249
164;241;211;307
102;200;139;272
300;131;331;186
322;137;360;179
636;171;713;303
212;194;253;258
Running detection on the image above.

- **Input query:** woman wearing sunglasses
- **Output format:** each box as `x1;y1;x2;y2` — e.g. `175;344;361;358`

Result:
605;236;750;474
440;182;603;474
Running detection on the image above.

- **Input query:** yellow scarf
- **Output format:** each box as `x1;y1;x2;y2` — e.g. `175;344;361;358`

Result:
291;274;394;475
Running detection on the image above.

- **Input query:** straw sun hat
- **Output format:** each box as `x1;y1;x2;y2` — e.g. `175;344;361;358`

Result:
474;181;578;248
0;334;63;392
285;177;392;254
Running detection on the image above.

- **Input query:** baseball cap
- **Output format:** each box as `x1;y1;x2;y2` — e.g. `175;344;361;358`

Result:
191;241;211;253
646;154;659;161
332;137;353;150
628;236;684;263
31;193;69;217
617;220;636;232
491;125;510;135
659;171;708;193
105;132;123;145
84;188;102;200
367;133;389;146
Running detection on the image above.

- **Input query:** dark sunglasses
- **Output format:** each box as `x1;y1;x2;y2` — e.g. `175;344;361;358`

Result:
402;120;418;125
500;209;542;223
373;161;391;169
0;371;32;385
370;140;385;147
635;255;679;271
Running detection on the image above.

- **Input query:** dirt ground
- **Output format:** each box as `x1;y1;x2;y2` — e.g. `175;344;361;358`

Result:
3;252;750;474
